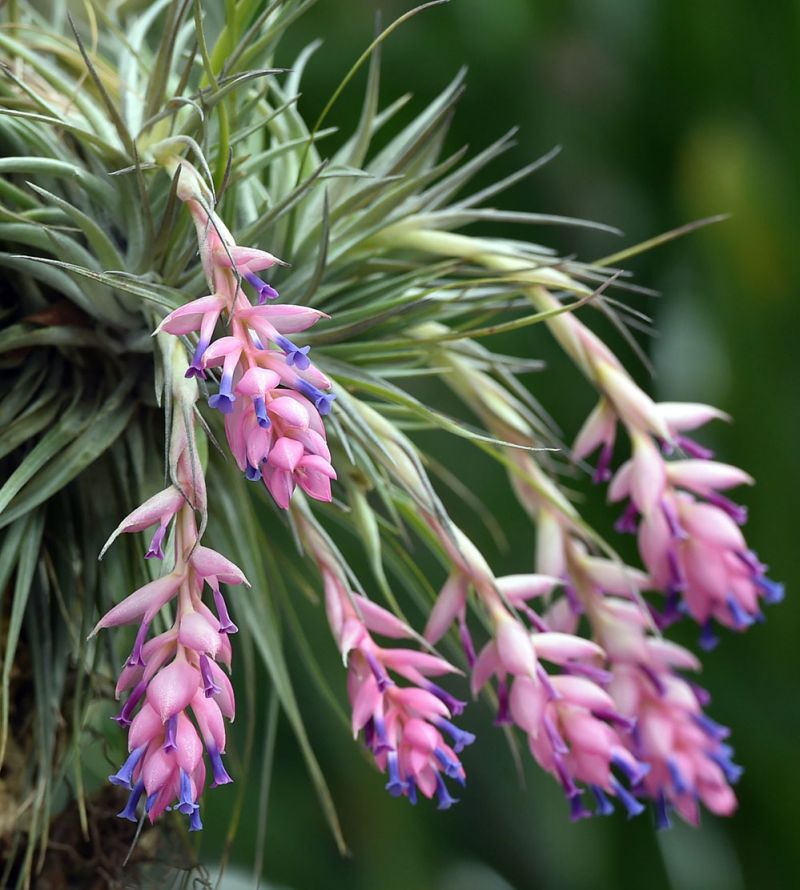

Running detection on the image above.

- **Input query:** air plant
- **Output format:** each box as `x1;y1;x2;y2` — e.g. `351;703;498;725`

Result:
0;1;782;887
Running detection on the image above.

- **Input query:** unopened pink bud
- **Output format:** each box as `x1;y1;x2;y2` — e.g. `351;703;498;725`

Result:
179;611;221;657
91;572;184;634
533;632;605;665
509;675;547;736
495;615;536;677
268;397;309;429
129;703;162;750
667;460;753;494
147;659;200;722
174;712;204;773
350;676;380;735
352;595;412;639
424;573;468;644
269;437;305;472
496;574;560;604
156;295;224;336
573;399;616;461
658;401;730;432
380;649;455;677
235;367;280;397
190;546;249;586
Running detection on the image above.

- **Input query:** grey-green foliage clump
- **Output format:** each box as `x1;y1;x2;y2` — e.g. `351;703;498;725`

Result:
0;2;772;888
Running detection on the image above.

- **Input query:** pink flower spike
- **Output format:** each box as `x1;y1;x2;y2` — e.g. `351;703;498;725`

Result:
90;572;184;635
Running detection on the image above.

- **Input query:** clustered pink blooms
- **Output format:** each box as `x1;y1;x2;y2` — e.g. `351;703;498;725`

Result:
307;540;474;807
550;528;742;827
157;160;336;508
95;156;338;829
428;572;651;820
94;384;246;829
573;369;783;649
419;510;649;820
417;327;757;826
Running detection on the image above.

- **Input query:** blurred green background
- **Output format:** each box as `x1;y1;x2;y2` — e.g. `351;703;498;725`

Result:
192;2;799;887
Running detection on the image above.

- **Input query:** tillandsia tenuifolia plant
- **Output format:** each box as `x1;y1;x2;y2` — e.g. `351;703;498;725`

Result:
0;0;784;885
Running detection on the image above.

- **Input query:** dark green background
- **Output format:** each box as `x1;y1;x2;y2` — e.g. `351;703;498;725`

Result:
199;2;798;887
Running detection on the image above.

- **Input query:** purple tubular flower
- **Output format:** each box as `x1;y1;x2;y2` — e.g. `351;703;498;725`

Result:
177;768;198;815
274;335;311;370
615;502;639;534
199;654;222;698
209;746;233;787
365;650;394;693
434;747;463;781
208;367;236;413
128;620;150;667
758;577;785;604
655;792;672;830
434;772;459;810
675;435;714;460
699;621;720;651
186;336;211;379
494;677;512;726
569;792;592;821
692;712;730;741
213;587;238;634
295;379;335;415
385;751;407;797
590;784;615;816
459;617;477;667
667;757;690;794
189;808;203;831
117;778;145;822
164;714;178;752
245;463;262;482
145;523;167;560
707;747;744;784
109;744;147;787
243;271;279;303
434;717;476;753
423;681;466;717
593;441;614;484
114;680;147;727
254;396;270;429
610;777;645;819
